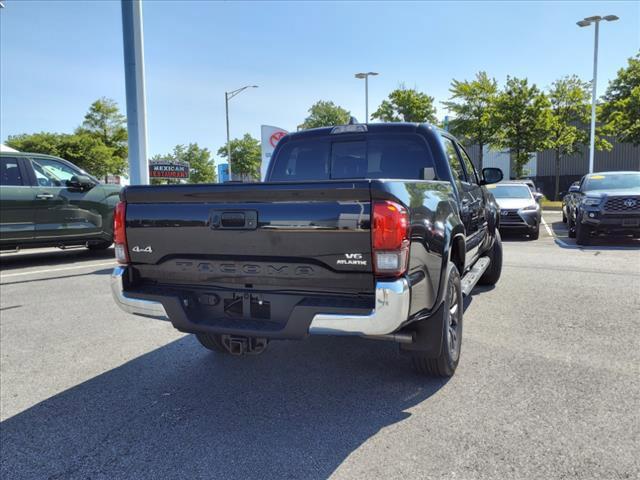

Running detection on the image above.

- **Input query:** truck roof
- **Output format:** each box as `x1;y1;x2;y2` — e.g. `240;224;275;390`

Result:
285;122;443;141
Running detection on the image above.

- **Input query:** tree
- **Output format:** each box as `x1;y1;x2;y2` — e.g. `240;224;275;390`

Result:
299;101;351;129
57;134;118;178
371;85;437;123
5;132;63;155
601;53;640;145
443;72;499;171
76;97;128;177
217;133;261;181
174;143;216;184
5;131;122;178
493;77;553;178
547;75;612;200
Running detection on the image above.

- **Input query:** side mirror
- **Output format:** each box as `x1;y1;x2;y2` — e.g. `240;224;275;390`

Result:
481;167;503;185
533;192;543;202
568;185;580;193
67;174;96;191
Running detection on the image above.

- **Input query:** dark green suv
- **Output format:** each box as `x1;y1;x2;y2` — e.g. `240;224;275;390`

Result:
0;152;122;251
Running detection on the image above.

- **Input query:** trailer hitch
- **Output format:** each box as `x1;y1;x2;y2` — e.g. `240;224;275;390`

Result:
221;335;269;356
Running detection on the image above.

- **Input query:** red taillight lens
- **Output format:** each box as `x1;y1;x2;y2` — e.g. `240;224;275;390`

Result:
372;200;409;277
113;201;129;264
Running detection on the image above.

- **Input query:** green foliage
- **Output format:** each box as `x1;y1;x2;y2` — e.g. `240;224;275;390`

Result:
443;72;499;170
75;97;128;176
5;98;128;179
5;131;122;178
300;101;351;129
217;133;261;181
493;77;553;178
151;144;216;184
371;85;437;123
547;75;612;199
5;132;63;155
56;134;117;178
601;53;640;145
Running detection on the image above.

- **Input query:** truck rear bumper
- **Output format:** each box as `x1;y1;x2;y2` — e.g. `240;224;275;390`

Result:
111;266;410;338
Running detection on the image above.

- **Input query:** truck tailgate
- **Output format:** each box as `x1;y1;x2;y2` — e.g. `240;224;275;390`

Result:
122;181;374;295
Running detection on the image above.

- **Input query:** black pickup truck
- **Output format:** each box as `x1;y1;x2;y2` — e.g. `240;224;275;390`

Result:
111;123;504;376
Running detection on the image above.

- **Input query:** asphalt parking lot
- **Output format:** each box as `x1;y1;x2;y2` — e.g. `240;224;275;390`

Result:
1;211;638;480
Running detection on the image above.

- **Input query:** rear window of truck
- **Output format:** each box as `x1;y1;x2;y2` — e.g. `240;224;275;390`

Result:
269;134;434;181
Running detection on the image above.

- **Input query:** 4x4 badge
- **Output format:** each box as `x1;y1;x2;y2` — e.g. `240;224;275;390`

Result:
132;246;153;253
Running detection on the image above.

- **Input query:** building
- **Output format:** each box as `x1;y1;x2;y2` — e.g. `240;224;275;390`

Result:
466;139;640;198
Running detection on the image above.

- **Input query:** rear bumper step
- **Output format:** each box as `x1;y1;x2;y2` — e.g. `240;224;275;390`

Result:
111;266;410;338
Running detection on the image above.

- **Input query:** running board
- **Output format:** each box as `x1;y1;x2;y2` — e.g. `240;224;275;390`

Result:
460;257;491;296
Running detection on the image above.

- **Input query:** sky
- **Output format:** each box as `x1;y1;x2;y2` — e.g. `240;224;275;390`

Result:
1;0;639;165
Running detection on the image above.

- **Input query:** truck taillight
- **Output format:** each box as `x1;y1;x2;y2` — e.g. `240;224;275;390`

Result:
114;201;129;264
372;200;409;277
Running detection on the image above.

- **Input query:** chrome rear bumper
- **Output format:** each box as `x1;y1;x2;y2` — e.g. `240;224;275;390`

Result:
111;266;168;319
111;266;410;336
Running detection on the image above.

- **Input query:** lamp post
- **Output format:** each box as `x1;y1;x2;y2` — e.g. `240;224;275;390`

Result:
354;72;379;123
225;85;258;180
577;15;619;173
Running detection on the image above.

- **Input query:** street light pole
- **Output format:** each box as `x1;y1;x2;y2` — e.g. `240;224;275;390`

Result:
355;72;379;123
577;15;619;174
225;92;231;179
224;85;258;180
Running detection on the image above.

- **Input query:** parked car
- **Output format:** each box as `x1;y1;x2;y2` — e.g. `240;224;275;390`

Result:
510;178;539;194
489;182;542;239
564;171;640;245
111;122;504;377
0;152;121;251
562;181;580;223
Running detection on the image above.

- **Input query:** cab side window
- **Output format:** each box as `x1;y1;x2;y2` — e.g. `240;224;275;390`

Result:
0;157;24;186
31;158;79;187
457;144;479;185
442;136;466;194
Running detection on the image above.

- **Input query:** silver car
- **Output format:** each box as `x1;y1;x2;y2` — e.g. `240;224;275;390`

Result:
489;182;542;239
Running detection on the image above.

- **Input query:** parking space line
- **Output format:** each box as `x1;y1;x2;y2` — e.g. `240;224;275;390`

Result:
541;215;571;247
541;215;554;237
0;261;115;279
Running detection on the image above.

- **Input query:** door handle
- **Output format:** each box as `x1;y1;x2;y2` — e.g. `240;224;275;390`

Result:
36;193;54;200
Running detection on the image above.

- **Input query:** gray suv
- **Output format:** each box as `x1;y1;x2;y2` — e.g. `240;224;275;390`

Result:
489;182;542;239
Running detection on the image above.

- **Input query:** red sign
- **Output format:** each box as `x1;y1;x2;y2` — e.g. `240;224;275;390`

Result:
269;131;286;148
149;162;190;179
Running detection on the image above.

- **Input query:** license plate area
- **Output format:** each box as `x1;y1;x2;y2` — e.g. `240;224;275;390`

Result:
622;219;639;227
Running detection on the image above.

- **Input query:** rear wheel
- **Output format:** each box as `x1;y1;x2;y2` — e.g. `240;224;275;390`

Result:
479;230;502;286
412;262;462;377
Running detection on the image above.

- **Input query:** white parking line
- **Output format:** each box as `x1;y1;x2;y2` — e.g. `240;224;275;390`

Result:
541;215;554;237
0;261;115;279
541;215;572;247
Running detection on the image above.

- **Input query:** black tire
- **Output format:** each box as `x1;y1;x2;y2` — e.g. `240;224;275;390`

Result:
412;261;463;377
87;241;112;250
530;226;540;240
195;332;228;353
575;221;590;246
479;229;502;286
